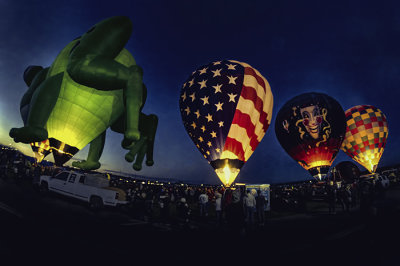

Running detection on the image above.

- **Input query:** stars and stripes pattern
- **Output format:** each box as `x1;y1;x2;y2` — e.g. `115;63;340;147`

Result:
179;60;273;165
341;105;388;172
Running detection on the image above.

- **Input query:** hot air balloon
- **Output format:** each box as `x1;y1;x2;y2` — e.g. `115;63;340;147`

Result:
275;92;346;180
179;60;273;187
10;17;149;168
341;105;388;173
30;139;51;163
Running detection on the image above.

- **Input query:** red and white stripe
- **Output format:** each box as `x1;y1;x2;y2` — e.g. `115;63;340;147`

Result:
222;60;273;162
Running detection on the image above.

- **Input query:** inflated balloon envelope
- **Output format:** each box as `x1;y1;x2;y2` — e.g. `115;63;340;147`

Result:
42;41;136;166
341;105;388;173
275;92;346;180
179;60;273;187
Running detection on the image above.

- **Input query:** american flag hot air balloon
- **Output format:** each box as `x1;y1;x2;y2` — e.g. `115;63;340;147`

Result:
179;60;273;187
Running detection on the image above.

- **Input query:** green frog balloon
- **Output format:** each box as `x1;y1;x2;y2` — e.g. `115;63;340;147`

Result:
10;16;158;171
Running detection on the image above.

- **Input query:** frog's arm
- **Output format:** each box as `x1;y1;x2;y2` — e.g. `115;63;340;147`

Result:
20;66;49;124
67;16;142;144
72;131;105;170
10;70;63;143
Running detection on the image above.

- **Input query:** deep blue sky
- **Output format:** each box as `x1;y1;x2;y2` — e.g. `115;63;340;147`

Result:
1;0;399;185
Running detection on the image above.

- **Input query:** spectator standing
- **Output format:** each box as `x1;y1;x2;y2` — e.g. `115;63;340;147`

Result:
223;188;233;226
327;184;337;215
243;189;256;228
231;186;245;232
255;190;266;226
198;189;209;218
215;192;222;226
177;197;191;224
188;187;196;204
159;189;170;223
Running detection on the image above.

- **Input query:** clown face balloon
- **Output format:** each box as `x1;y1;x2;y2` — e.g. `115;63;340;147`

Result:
275;92;346;179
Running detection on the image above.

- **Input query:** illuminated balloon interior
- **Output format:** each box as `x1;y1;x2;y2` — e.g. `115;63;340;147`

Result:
215;163;240;187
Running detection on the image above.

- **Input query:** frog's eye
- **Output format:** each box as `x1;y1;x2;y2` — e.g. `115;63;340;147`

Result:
69;40;81;56
86;26;96;34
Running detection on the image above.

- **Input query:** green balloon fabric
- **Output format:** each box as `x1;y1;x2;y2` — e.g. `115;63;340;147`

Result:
10;16;158;169
45;39;135;150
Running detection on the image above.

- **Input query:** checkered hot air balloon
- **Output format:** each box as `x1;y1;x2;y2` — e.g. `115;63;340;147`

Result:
275;92;346;180
341;105;388;173
30;139;51;163
179;60;273;187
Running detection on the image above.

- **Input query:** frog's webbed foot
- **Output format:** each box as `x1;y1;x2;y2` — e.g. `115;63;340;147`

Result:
72;160;101;170
9;126;48;144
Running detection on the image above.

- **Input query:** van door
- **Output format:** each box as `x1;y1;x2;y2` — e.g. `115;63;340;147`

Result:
50;172;70;195
73;175;90;201
64;173;77;197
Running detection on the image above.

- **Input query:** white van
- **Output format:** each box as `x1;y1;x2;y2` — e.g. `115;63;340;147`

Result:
39;170;128;209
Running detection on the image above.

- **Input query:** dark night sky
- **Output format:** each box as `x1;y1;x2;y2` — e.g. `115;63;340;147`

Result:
1;0;399;185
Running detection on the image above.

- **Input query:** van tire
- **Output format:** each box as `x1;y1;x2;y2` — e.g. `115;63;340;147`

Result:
89;196;103;210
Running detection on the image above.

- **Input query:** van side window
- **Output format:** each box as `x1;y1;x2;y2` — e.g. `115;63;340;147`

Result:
79;176;86;184
54;172;69;181
69;174;76;183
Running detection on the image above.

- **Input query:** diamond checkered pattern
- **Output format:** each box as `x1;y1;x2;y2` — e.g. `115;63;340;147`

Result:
341;105;388;171
31;139;50;151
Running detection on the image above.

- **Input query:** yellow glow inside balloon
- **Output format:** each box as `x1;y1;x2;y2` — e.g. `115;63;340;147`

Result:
215;164;240;187
358;152;379;173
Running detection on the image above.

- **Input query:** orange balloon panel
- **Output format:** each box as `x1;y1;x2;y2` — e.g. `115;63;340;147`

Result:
341;105;388;173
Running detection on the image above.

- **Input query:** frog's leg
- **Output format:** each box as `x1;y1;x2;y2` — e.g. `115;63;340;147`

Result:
9;71;63;143
72;131;105;170
112;112;157;170
124;137;147;171
67;16;142;145
125;113;158;169
111;112;146;169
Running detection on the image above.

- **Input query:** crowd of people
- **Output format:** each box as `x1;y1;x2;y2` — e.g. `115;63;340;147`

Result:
1;145;398;231
115;179;268;230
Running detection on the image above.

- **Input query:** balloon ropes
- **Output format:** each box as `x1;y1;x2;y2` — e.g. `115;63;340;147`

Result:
275;92;346;180
341;105;388;173
179;60;273;187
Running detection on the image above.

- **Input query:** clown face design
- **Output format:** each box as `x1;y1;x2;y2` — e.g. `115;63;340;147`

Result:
300;105;322;139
